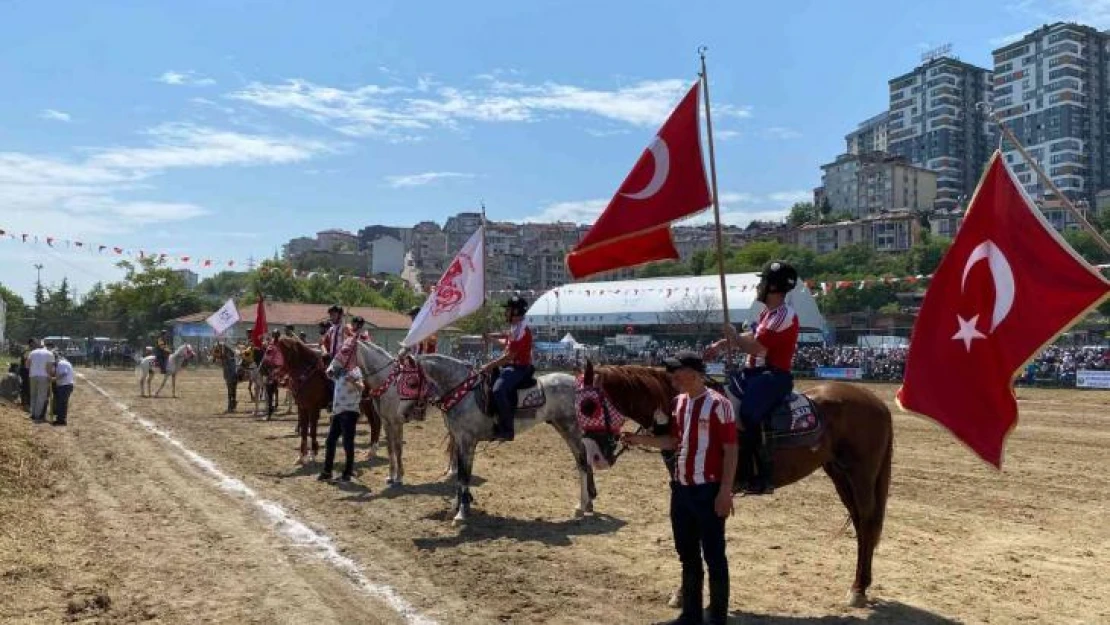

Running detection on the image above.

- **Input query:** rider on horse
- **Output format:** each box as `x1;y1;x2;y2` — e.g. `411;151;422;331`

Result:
321;305;353;360
408;306;437;355
155;331;171;374
481;296;534;442
706;260;800;495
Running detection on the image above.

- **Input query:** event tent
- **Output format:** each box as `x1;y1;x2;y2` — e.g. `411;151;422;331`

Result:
525;273;826;331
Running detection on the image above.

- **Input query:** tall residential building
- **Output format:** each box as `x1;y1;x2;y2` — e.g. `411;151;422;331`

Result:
992;22;1109;227
316;229;358;252
845;112;890;155
856;156;938;215
887;55;995;210
443;212;484;252
172;268;199;289
282;236;317;259
820;152;871;215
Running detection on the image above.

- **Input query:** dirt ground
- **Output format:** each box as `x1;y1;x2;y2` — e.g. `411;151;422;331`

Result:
2;369;1107;624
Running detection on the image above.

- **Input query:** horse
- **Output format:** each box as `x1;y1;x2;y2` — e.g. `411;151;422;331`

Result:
150;344;197;398
210;343;241;411
266;336;382;465
579;361;893;609
137;354;158;397
403;353;593;526
328;339;421;486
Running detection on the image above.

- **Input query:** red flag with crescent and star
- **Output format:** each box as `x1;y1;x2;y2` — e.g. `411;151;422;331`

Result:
566;81;711;279
896;151;1110;467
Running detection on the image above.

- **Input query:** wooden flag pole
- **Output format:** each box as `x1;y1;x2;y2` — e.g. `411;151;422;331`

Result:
480;201;492;358
699;46;734;352
978;103;1110;255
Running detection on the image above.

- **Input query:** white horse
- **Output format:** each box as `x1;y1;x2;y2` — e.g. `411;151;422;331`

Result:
326;340;416;486
402;354;594;526
153;344;196;398
138;354;158;397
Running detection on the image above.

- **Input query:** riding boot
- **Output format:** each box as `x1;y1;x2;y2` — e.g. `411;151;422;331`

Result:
745;426;775;495
707;576;729;625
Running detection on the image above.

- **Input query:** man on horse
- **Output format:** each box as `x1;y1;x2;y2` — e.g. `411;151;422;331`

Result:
283;324;297;339
350;315;372;343
706;260;800;495
321;305;353;360
155;330;171;374
481;296;534;442
408;306;437;355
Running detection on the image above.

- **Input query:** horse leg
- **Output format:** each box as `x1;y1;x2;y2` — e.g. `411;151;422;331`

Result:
442;434;458;480
171;374;177;398
452;440;476;526
385;417;404;486
297;408;309;464
309;409;320;463
369;406;382;459
154;374;168;397
824;433;892;608
548;417;595;518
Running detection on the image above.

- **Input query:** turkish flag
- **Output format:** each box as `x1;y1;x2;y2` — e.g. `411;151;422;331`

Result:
566;81;710;279
250;295;268;348
896;152;1110;467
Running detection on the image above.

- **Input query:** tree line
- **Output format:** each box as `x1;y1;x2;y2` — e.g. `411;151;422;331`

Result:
1;257;426;345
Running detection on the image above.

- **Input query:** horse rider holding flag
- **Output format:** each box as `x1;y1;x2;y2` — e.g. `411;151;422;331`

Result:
480;296;534;442
705;260;801;496
408;306;437;355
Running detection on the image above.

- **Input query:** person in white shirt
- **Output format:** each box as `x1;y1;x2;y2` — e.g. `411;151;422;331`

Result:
52;354;75;426
26;340;56;422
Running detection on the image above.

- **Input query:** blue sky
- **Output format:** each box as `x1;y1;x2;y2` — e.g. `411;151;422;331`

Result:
1;0;1106;301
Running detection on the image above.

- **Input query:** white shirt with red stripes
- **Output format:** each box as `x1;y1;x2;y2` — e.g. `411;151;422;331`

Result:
670;388;738;486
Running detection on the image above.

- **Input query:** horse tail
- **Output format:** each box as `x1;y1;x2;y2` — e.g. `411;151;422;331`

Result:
872;424;894;548
583;359;594;386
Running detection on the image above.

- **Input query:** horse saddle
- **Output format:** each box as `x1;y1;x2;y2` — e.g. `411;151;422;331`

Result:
477;368;546;418
764;393;824;449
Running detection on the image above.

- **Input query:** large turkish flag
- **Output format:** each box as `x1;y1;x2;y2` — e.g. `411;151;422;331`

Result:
896;152;1110;467
566;81;711;279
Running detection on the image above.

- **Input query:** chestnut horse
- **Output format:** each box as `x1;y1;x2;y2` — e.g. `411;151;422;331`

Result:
581;362;893;608
266;336;382;464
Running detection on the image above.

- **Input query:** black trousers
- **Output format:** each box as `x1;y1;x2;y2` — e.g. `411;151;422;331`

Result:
224;377;238;410
53;384;73;423
265;380;279;416
324;411;359;476
671;482;729;624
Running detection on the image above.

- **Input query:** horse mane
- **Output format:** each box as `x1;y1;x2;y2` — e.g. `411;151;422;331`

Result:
279;335;320;366
590;363;676;429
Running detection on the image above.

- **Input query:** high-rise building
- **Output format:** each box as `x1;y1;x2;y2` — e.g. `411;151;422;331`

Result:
846;112;890;155
887;53;995;211
856;156;938;216
991;22;1109;228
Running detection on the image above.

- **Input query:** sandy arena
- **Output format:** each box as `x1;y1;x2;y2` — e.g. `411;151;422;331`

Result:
2;368;1107;624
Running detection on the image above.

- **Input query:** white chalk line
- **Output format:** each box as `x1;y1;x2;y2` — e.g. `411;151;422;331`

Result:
79;374;438;625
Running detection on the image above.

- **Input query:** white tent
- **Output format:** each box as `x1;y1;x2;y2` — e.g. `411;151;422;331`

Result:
525;273;826;331
559;333;581;346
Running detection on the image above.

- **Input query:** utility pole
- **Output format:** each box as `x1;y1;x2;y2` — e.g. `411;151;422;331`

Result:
32;263;44;337
33;263;43;290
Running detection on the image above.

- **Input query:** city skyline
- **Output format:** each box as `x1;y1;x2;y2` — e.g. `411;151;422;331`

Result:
3;0;1108;300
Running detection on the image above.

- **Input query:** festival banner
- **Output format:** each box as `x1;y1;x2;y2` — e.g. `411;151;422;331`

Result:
1075;369;1110;390
205;298;240;335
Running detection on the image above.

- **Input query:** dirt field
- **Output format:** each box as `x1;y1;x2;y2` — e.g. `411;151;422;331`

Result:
2;368;1107;624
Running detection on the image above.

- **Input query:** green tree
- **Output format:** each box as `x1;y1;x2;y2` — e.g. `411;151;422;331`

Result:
248;259;303;302
906;237;952;275
106;257;203;342
0;283;31;341
453;301;504;335
1063;229;1110;265
787;202;817;227
197;271;251;304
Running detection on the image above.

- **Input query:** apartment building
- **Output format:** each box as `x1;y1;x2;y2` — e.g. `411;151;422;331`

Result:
846;111;890;155
785;210;921;254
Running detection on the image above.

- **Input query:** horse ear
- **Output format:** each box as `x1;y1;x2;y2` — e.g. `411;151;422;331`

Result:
583;359;594;386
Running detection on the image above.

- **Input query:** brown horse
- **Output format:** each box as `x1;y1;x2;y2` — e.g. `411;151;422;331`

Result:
581;362;893;608
267;336;382;464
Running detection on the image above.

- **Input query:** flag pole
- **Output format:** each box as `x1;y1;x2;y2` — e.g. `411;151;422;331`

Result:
699;46;734;352
978;102;1110;255
480;201;491;358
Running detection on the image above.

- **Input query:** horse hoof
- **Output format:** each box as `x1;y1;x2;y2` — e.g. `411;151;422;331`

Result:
847;590;867;608
667;587;683;609
573;507;586;519
451;516;465;527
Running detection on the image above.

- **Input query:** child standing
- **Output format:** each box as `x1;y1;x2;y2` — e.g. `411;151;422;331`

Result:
319;361;364;483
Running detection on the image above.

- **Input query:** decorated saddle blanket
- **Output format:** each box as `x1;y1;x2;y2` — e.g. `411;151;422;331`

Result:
765;393;824;449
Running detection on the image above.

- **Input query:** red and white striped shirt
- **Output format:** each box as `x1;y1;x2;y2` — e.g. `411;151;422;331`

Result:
670;388;738;485
748;304;799;371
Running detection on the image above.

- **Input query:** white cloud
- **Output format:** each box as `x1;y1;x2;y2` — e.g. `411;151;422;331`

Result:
228;77;752;139
158;70;217;87
524;199;607;223
384;171;474;188
39;109;72;123
0;125;333;237
763;126;801;140
524;189;803;227
715;129;741;141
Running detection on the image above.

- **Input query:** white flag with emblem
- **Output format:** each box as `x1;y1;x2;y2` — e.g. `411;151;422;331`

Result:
206;298;240;336
403;226;485;347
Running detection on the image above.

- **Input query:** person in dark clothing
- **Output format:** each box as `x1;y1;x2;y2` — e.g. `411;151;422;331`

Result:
219;340;239;412
265;330;281;418
18;339;34;411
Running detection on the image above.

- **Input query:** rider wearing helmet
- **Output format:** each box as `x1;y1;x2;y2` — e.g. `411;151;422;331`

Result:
706;260;800;495
481;296;534;441
350;315;372;342
408;306;437;355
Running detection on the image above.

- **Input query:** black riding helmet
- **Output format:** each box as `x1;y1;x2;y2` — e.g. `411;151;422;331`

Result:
350;315;366;327
503;295;528;316
327;304;344;315
408;306;422;319
756;260;799;300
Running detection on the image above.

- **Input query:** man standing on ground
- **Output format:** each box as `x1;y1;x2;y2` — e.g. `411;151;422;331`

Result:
621;351;738;625
319;358;364;483
27;340;55;423
51;352;75;426
19;339;34;411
